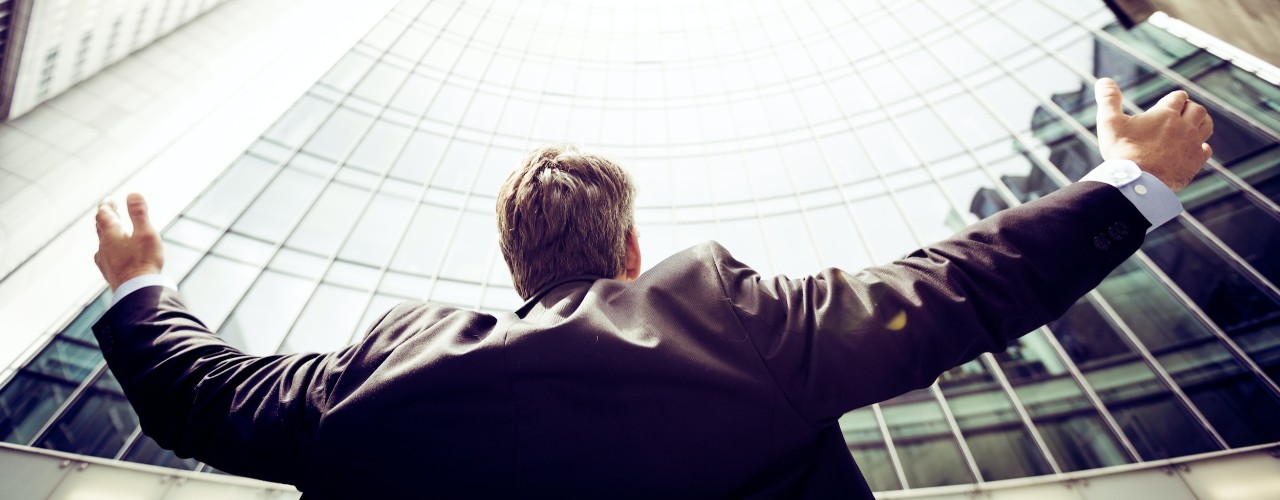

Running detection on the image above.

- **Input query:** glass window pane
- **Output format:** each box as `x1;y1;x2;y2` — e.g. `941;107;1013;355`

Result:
389;73;438;114
390;130;448;183
838;408;901;491
0;371;79;444
1049;298;1218;460
211;232;275;266
1143;219;1280;386
302;107;375;161
1193;64;1280;136
426;84;471;124
319;51;376;92
805;205;873;271
856;122;916;175
36;372;138;459
439;211;497;281
939;360;1054;481
178;254;262;331
54;293;109;344
232;168;327;243
1181;173;1280;286
121;433;198;470
392;204;460;275
994;329;1132;472
185;155;278;228
352;62;410;105
24;338;101;382
220;270;316;356
264;94;336;148
430;278;483;307
348;120;412;174
716;218;772;275
897;108;963;162
351;294;404;344
164;216;222;250
288;180;370;255
339;192;417;266
849;195;917;262
893;182;955;244
933;93;1007;149
463;92;505;132
1099;260;1280;447
278;284;368;353
880;390;976;487
433;140;486;192
760;213;820;278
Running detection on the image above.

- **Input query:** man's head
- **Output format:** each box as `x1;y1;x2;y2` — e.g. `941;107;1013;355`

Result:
497;145;640;299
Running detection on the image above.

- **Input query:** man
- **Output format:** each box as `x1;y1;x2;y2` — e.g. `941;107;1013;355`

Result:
92;79;1211;498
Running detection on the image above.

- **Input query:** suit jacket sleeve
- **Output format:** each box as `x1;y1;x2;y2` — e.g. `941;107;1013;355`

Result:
712;181;1151;424
91;287;399;485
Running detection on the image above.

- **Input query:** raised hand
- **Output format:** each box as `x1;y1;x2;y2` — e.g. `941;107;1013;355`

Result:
94;193;165;291
1094;77;1213;191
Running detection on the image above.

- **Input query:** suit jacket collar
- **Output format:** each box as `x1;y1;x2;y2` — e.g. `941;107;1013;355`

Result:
515;274;603;318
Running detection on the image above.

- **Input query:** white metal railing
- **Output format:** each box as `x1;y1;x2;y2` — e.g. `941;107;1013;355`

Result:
2;441;1277;499
875;443;1280;499
0;442;298;500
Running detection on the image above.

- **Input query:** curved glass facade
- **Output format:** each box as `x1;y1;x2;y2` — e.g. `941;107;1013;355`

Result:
2;0;1278;491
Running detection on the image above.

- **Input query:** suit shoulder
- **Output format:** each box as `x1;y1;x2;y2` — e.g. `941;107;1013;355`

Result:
361;301;497;343
642;240;732;277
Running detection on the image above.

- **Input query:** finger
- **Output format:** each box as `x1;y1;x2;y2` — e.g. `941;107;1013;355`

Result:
126;193;153;234
96;200;123;235
1094;78;1126;124
1200;113;1214;141
1184;100;1208;123
1153;90;1189;113
1202;142;1213;161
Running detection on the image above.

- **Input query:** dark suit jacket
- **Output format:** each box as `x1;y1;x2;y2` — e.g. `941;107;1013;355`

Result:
92;182;1149;498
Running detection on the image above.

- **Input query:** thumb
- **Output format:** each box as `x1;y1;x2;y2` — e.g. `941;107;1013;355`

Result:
126;193;154;234
1153;89;1189;113
1094;78;1126;126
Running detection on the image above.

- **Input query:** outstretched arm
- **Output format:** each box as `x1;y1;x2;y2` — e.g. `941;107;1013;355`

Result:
91;194;367;485
720;79;1213;423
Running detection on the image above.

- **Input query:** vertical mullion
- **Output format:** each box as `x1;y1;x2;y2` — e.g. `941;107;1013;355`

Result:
1086;290;1231;449
976;353;1065;474
24;362;108;447
870;401;912;490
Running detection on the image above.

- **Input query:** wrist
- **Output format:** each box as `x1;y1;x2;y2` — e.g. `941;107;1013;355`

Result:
111;265;162;291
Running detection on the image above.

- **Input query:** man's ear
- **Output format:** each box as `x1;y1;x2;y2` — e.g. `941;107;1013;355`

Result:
622;228;641;282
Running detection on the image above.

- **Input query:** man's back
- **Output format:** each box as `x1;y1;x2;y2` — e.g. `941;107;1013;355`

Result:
295;242;869;497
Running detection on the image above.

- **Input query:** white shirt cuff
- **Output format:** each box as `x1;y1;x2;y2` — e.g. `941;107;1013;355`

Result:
1080;159;1183;233
110;274;177;309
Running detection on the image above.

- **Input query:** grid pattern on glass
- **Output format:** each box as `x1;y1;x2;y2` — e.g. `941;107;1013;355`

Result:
3;0;1279;489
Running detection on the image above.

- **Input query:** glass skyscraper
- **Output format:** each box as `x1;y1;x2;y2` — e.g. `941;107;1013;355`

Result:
2;0;1277;495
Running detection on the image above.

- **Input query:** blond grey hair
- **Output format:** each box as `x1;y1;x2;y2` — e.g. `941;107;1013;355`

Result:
496;145;635;299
